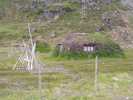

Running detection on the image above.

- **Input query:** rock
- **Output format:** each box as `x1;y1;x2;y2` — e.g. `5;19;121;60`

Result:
50;32;56;38
121;0;133;9
112;77;119;81
102;11;128;29
96;25;105;32
103;0;112;4
111;26;133;48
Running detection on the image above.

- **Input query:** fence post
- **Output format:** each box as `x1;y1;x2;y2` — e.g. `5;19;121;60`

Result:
95;56;99;93
38;63;42;100
37;59;42;100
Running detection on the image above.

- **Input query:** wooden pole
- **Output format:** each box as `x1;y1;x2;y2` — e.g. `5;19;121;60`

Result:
35;53;42;100
38;62;42;100
95;56;99;92
28;23;34;47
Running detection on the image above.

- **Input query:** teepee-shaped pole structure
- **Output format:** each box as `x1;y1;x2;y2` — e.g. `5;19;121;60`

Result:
13;23;38;72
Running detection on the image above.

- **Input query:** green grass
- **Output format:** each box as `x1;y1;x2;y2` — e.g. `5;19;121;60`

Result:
36;42;51;53
0;22;27;40
1;48;131;99
0;0;10;8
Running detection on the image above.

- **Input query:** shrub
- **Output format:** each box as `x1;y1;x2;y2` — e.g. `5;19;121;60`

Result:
52;46;60;57
93;42;124;57
36;42;51;53
52;50;90;60
63;1;80;12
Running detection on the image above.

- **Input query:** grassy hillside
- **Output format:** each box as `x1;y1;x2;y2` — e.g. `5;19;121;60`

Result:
0;0;125;40
0;0;128;58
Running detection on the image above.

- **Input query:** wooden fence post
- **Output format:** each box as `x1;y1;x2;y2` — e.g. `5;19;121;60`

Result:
38;62;42;100
95;56;99;92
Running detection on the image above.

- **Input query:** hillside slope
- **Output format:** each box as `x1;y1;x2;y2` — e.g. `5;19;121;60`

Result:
0;0;133;48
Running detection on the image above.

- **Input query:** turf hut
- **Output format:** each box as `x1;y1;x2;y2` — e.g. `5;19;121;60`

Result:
54;32;124;58
56;33;99;54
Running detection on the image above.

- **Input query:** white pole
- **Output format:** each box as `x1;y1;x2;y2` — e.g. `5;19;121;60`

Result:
95;56;99;92
35;53;42;100
38;62;42;100
28;23;34;47
27;23;35;71
31;42;36;70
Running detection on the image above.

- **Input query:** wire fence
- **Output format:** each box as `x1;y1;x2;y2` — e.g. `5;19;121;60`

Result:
0;50;133;100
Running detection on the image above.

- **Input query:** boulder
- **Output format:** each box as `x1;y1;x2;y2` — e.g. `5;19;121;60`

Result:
102;11;128;29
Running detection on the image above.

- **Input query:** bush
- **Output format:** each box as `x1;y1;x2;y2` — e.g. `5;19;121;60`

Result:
36;42;51;53
52;50;90;60
52;46;60;57
93;42;124;57
63;1;80;12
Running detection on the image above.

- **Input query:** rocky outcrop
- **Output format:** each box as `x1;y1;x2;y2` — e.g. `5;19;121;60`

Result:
121;0;133;9
102;11;129;29
111;27;133;48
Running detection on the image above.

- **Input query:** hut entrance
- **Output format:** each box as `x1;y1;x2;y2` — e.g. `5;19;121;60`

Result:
83;43;96;52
